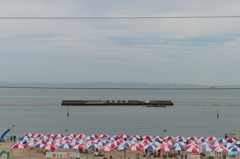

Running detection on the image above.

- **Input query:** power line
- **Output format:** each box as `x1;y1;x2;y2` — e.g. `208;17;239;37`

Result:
0;16;240;19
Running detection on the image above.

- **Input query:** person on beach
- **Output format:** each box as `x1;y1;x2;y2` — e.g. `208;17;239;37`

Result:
7;136;9;142
10;135;12;142
13;135;16;142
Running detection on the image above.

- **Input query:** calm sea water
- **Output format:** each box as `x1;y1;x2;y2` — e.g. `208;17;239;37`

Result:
0;88;240;139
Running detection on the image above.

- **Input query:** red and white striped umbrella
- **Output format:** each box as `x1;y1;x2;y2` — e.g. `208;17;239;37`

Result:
11;144;26;149
120;134;130;138
158;145;171;152
139;140;150;145
33;133;43;138
90;134;99;138
185;145;199;149
98;146;113;151
93;139;102;143
164;136;174;140
207;136;218;140
44;138;55;142
187;136;198;140
67;133;77;138
153;136;164;139
23;133;34;137
42;145;57;150
127;145;142;151
142;135;153;140
198;136;207;139
163;141;174;145
72;144;86;149
226;138;236;142
111;140;122;145
111;135;121;139
214;147;228;152
26;141;37;146
53;141;62;147
105;143;117;148
134;143;144;148
47;134;55;137
175;136;184;139
76;134;86;138
186;147;199;153
54;133;65;138
99;134;109;138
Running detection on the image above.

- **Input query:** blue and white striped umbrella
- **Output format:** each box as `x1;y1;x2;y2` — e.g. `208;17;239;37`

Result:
59;143;72;148
223;143;234;148
114;145;127;150
107;137;118;141
217;138;228;143
61;136;73;140
39;135;49;140
201;146;213;152
128;137;141;141
152;137;163;142
19;136;31;140
171;145;185;151
88;144;100;149
70;141;81;146
228;147;240;152
18;140;29;144
143;144;157;150
120;142;132;147
233;141;240;145
34;143;45;148
200;138;208;142
176;138;187;142
86;136;95;140
96;141;106;146
44;141;55;145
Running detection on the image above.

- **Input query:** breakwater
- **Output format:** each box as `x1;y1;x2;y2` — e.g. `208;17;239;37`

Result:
61;100;174;106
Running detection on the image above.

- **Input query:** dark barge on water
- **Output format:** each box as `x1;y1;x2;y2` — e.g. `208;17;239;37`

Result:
61;100;174;106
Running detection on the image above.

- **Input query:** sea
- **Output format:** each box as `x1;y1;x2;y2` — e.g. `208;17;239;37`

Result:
0;87;240;139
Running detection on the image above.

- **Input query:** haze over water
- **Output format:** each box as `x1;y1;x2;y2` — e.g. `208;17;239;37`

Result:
0;88;239;139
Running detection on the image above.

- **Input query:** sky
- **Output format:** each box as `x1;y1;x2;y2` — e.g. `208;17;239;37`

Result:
0;0;240;86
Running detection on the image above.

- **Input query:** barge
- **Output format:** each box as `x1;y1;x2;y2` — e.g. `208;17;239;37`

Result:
61;100;174;106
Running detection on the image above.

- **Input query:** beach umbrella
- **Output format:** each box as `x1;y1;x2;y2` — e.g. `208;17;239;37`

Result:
186;147;199;153
105;143;117;148
207;136;218;140
163;140;174;145
54;133;65;138
42;145;57;150
131;135;142;139
228;147;240;152
98;146;113;151
61;136;73;140
26;141;37;146
11;144;26;149
19;136;31;140
72;144;86;150
44;141;55;145
93;139;102;143
90;134;99;138
152;137;163;142
28;138;38;142
176;138;187;142
107;136;118;141
158;145;171;152
143;144;157;150
76;134;86;138
33;133;44;138
226;138;236;142
44;138;55;142
210;141;222;146
142;135;153;140
154;136;164;139
96;141;106;146
120;135;130;138
18;140;29;144
187;136;198;140
199;138;208;142
233;141;240;145
127;145;142;151
129;137;141;141
171;145;185;151
140;140;150;145
47;134;55;137
198;136;207;139
23;133;34;137
99;134;109;138
59;143;72;149
134;143;144;148
34;143;45;148
114;145;127;150
164;136;174;140
201;145;213;152
111;140;122;145
175;136;184;139
86;136;95;140
87;140;96;145
53;142;63;147
223;142;234;148
214;147;228;152
67;133;77;138
70;141;81;146
217;139;228;143
185;145;199;149
88;144;100;149
39;135;49;140
120;142;132;147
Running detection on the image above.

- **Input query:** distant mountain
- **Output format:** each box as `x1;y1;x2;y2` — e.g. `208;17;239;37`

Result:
0;81;240;88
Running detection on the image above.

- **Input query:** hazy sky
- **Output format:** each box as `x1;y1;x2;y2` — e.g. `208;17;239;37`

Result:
1;0;240;86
